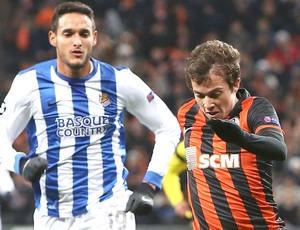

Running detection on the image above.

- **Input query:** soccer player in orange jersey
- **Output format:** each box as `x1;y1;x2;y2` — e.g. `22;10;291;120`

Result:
177;40;287;230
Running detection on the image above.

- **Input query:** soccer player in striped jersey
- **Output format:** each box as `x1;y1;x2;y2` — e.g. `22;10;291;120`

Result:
0;1;180;229
177;40;287;229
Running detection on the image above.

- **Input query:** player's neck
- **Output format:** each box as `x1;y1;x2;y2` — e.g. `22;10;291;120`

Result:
57;61;93;79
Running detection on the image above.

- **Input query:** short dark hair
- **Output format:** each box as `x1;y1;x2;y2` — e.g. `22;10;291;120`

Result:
185;40;241;90
50;1;95;33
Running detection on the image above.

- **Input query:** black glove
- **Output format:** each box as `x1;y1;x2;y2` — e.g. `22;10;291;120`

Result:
19;157;48;182
207;118;250;145
125;182;155;215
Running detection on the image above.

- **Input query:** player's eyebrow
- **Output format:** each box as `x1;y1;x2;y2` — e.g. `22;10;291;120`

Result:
193;87;223;96
61;28;91;34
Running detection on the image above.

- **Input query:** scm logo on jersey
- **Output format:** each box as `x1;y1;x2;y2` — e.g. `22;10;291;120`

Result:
199;154;240;168
186;146;240;170
0;102;6;115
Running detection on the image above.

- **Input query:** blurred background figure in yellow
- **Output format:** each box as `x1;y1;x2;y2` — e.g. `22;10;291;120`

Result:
163;141;192;220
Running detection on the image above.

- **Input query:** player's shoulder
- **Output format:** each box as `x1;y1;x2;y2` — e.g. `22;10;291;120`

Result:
18;59;57;76
95;59;130;73
238;88;273;107
177;97;198;116
95;59;135;83
243;95;274;110
252;96;273;105
179;97;196;109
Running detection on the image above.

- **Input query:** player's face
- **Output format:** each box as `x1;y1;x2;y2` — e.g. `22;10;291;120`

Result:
49;13;97;77
192;74;240;119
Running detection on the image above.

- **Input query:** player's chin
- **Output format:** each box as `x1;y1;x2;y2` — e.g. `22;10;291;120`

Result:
68;59;87;69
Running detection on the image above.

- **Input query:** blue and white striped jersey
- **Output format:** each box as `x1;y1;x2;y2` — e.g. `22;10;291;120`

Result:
0;58;180;217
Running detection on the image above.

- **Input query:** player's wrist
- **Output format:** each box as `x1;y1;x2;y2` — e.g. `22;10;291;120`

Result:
142;181;156;191
125;182;155;215
19;157;29;174
19;156;48;182
137;182;155;198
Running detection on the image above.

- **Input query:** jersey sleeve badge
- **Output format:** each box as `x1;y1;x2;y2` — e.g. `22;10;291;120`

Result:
147;91;155;102
0;101;6;115
263;115;280;125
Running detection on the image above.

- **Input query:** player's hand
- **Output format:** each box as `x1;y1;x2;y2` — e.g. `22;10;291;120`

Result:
207;118;250;144
175;200;192;219
125;182;155;215
19;157;48;182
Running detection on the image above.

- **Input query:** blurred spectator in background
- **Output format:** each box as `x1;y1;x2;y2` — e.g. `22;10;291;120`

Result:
267;30;300;90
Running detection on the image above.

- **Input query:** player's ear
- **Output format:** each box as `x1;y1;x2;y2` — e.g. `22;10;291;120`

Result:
49;31;57;47
92;30;98;47
233;78;241;93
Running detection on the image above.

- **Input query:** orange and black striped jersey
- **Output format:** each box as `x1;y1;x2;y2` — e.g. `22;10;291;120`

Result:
177;89;286;230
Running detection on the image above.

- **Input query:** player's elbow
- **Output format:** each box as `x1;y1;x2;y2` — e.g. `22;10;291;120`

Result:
271;142;288;161
277;143;288;161
165;119;181;143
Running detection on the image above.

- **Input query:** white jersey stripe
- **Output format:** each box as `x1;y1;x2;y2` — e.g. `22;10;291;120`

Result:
53;72;75;216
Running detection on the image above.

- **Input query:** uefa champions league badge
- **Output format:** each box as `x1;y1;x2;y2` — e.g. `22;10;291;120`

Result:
263;115;279;125
99;92;111;107
0;102;6;115
147;91;155;102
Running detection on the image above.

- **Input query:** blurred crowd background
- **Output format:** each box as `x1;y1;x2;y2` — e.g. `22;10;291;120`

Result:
0;0;300;229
